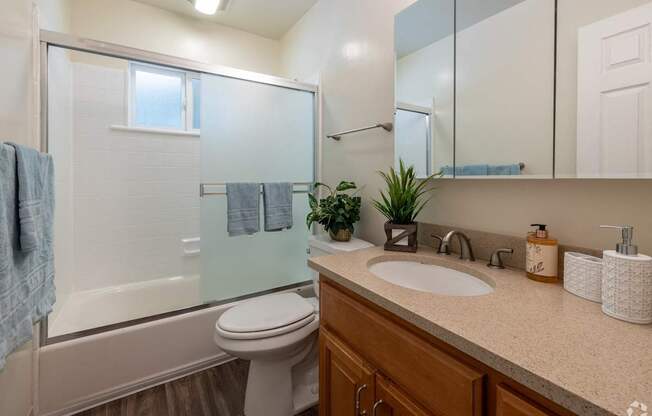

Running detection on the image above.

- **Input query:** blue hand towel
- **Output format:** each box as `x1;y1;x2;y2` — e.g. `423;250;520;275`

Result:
461;164;489;176
441;166;463;176
226;183;260;236
6;142;54;252
263;183;293;232
0;143;55;370
488;164;521;175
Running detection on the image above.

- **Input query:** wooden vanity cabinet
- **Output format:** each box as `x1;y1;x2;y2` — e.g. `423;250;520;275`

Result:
320;327;434;416
374;373;435;416
495;385;555;416
319;327;375;416
319;277;573;416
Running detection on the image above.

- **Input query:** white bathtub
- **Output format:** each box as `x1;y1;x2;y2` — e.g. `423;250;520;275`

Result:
48;275;201;337
38;282;313;416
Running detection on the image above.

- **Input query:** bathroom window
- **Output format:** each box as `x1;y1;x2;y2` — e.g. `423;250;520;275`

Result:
129;63;201;132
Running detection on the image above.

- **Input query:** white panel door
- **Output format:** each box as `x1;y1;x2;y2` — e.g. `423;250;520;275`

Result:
577;3;652;178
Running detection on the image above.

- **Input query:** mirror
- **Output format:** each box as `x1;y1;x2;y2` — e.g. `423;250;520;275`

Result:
454;0;555;178
394;0;455;178
556;0;652;178
395;0;555;178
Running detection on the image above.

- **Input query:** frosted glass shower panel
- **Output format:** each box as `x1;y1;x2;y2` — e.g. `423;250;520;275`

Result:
200;74;315;302
200;75;314;182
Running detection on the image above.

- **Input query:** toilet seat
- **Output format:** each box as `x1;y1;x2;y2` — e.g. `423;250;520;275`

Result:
216;293;317;340
216;313;315;340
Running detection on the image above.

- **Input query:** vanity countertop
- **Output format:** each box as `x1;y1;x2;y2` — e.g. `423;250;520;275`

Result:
308;246;652;416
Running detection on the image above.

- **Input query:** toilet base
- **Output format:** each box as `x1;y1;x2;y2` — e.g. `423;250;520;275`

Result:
244;335;318;416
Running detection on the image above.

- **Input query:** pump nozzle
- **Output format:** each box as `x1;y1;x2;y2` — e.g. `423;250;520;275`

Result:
530;224;548;238
600;225;638;256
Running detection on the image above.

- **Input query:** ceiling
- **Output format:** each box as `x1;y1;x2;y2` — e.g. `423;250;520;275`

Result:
395;0;526;58
134;0;318;39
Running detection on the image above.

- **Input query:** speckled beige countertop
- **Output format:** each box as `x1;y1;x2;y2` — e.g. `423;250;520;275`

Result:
308;246;652;416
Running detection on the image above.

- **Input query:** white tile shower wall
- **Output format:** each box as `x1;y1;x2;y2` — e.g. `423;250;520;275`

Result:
49;47;75;322
72;62;200;291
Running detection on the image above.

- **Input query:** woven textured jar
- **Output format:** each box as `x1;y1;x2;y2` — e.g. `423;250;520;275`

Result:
602;250;652;324
563;252;603;303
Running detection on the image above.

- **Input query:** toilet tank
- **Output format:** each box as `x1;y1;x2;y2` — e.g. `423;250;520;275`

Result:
308;234;374;297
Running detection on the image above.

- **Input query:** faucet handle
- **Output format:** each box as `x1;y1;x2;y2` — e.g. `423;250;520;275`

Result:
431;234;448;254
487;248;513;269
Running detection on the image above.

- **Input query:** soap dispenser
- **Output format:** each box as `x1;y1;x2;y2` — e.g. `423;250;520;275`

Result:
600;225;652;324
526;224;559;283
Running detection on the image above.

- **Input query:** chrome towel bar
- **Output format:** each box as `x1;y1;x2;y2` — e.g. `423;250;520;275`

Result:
327;122;393;140
200;182;312;197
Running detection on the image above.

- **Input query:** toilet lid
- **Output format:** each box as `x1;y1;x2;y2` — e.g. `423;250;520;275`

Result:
218;293;315;333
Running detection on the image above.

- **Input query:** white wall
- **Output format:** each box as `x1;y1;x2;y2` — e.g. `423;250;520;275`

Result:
68;60;200;291
67;0;282;76
281;0;652;254
280;0;414;244
555;0;651;177
0;0;39;414
35;0;72;32
455;0;554;176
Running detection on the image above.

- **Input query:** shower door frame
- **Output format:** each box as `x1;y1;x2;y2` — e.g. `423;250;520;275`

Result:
39;30;321;345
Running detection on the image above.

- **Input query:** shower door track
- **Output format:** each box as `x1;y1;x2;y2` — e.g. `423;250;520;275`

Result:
39;30;321;346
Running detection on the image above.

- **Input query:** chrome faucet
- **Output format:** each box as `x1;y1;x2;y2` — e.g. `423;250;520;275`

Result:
433;231;476;261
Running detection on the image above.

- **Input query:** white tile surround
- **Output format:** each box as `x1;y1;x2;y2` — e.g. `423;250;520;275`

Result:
71;62;200;291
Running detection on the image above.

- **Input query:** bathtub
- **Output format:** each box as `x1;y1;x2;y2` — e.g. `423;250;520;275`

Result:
39;281;313;416
48;275;201;337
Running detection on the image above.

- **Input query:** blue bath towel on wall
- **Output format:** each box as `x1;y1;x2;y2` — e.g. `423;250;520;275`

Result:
442;165;489;176
487;164;521;175
461;164;489;176
0;143;55;370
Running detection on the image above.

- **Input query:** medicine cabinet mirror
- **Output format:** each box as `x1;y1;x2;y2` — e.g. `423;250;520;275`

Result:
395;0;652;179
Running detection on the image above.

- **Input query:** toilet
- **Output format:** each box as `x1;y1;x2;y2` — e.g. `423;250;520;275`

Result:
213;234;373;416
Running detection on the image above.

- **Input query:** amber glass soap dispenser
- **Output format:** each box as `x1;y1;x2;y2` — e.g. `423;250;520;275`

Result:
526;224;559;283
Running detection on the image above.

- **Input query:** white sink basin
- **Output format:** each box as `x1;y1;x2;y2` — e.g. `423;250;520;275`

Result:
368;260;494;296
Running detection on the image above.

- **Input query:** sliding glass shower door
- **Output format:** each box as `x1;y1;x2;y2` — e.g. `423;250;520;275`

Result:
200;74;316;302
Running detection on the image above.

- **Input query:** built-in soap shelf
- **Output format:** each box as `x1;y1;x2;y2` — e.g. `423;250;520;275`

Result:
182;237;200;257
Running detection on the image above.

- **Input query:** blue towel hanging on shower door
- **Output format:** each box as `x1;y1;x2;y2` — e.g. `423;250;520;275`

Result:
226;183;260;236
263;183;293;232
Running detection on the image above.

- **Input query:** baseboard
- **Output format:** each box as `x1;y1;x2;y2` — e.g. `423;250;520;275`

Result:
39;353;234;416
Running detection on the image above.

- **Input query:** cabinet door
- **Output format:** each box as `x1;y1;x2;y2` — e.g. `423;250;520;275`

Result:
320;328;376;416
373;374;434;416
496;385;555;416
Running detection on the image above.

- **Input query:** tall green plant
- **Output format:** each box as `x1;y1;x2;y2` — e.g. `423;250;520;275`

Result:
372;160;439;224
306;181;362;234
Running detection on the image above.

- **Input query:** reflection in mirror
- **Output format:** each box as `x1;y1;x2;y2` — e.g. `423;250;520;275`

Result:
395;0;454;178
455;0;555;178
556;0;652;178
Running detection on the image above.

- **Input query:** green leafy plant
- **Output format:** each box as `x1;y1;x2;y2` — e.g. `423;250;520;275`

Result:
372;160;440;224
306;181;362;234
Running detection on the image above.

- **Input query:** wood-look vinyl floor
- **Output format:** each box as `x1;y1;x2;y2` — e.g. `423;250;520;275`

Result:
75;359;318;416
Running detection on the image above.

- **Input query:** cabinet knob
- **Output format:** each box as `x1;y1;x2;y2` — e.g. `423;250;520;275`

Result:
355;384;368;415
372;400;384;416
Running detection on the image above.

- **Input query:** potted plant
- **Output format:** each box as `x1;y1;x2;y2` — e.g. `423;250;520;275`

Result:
306;181;362;242
372;160;439;252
